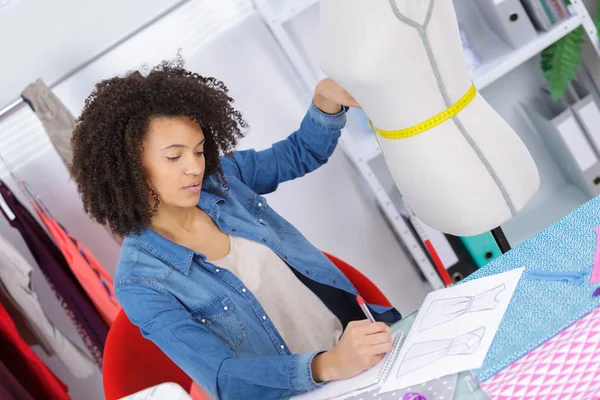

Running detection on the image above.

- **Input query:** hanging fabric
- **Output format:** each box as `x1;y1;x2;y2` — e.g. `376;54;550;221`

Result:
21;79;124;246
30;200;121;325
0;360;36;400
0;302;70;400
0;180;108;367
21;79;73;167
0;233;96;378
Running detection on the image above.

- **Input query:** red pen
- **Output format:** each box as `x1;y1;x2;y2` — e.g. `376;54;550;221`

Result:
356;295;376;323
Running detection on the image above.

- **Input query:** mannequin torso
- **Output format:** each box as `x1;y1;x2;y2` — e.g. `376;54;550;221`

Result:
319;0;539;235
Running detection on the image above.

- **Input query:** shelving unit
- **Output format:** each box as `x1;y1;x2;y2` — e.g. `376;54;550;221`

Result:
251;0;600;291
472;15;585;89
330;12;591;166
269;0;317;24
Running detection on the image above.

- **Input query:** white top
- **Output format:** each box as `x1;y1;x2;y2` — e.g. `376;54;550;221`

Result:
211;235;343;354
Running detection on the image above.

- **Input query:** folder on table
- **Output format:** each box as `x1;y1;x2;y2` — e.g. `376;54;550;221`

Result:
444;235;480;282
524;100;600;198
572;94;600;157
460;232;502;268
418;219;459;270
476;0;538;48
391;189;478;283
418;219;480;282
521;0;553;31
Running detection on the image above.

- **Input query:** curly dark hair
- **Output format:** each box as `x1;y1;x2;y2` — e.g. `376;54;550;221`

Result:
69;58;247;237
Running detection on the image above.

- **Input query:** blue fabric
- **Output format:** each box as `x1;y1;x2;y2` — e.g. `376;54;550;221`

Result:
461;196;600;382
114;102;398;400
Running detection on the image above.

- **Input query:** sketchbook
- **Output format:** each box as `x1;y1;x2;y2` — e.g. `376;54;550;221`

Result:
291;332;404;400
381;267;524;393
294;268;523;398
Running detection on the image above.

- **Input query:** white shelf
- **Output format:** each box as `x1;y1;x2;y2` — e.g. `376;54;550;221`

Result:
269;0;317;24
342;131;380;163
472;15;584;89
329;16;583;162
267;0;583;90
357;134;382;163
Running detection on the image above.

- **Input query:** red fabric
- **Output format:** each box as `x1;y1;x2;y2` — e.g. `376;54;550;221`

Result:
103;310;199;400
33;205;121;325
103;252;387;399
323;252;392;307
0;302;69;400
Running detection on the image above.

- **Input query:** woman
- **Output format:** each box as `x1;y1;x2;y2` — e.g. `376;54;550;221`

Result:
70;59;401;399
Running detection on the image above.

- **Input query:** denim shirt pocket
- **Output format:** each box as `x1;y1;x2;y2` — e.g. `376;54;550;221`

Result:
192;294;248;352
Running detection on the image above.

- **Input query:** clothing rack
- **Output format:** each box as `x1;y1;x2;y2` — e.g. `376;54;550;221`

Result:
0;0;191;122
0;153;36;221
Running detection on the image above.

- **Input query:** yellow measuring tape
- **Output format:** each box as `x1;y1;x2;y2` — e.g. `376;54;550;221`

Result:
370;82;477;140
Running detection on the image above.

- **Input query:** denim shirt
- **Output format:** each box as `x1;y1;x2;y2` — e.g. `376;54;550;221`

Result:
114;103;398;400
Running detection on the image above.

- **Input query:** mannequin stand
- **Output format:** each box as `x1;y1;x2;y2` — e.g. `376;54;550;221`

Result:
491;227;511;254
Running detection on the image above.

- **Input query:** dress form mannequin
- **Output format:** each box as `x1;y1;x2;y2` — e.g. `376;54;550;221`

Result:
319;0;540;236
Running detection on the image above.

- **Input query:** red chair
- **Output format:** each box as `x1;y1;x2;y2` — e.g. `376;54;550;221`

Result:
102;252;390;400
323;252;391;307
102;309;201;400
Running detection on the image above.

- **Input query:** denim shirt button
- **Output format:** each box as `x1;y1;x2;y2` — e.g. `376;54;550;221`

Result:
258;202;263;207
224;306;229;311
280;345;285;350
201;319;206;324
242;288;247;293
215;268;220;273
262;315;267;320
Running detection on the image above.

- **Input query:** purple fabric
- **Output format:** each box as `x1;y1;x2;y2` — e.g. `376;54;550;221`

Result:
0;360;35;400
0;181;107;366
402;394;427;400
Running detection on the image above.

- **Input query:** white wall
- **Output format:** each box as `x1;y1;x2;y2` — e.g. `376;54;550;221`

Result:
0;1;429;398
0;0;187;110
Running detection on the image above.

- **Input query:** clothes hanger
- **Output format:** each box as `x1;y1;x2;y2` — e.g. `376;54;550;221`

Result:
0;140;57;222
0;148;53;220
0;151;16;221
19;178;53;218
0;191;15;221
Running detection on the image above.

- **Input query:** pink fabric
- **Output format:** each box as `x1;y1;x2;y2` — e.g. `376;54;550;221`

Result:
481;306;600;399
591;226;600;284
33;204;120;325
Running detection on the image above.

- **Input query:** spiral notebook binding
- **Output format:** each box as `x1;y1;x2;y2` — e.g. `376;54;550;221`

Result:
377;332;405;382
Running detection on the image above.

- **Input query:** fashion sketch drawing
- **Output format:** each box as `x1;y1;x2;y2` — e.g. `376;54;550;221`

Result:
419;284;506;332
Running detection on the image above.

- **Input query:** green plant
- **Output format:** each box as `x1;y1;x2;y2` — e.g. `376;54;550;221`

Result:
541;2;600;100
541;26;584;100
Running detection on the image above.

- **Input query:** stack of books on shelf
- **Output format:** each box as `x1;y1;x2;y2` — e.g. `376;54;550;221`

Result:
521;0;571;31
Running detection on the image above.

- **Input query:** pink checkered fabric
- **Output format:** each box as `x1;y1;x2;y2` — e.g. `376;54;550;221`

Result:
481;306;600;399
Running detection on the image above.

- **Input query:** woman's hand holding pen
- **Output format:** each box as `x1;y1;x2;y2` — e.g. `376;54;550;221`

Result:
311;320;392;382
